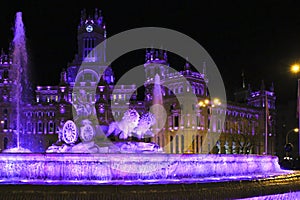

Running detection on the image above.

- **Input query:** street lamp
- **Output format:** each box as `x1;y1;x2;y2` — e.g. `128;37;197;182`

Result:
285;128;299;158
198;98;222;154
198;98;221;108
291;64;300;74
290;63;300;156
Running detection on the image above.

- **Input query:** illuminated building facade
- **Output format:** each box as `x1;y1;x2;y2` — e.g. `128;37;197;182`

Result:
0;9;276;155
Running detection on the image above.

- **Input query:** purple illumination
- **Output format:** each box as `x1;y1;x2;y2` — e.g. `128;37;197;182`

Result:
4;12;32;152
0;154;289;185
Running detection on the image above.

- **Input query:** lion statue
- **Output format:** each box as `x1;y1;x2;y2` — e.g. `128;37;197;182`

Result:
106;108;140;140
133;112;156;140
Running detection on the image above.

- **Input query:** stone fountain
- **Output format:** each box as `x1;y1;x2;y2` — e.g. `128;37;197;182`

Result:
0;12;289;189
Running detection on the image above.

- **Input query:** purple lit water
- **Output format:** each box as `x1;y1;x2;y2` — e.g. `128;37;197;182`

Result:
0;154;290;185
7;12;31;152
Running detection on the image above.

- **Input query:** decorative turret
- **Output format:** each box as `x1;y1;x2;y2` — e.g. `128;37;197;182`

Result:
234;71;250;103
242;71;246;89
182;57;192;76
270;82;274;92
145;48;168;64
144;48;169;82
0;49;12;65
184;57;191;71
248;80;276;109
59;68;68;85
79;8;104;27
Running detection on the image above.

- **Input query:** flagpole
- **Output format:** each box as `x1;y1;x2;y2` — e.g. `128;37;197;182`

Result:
265;94;268;154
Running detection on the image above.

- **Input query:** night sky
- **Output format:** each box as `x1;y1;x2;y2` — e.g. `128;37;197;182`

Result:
1;1;300;106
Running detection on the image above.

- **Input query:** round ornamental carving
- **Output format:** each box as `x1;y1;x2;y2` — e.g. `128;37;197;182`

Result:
80;124;95;142
62;120;78;144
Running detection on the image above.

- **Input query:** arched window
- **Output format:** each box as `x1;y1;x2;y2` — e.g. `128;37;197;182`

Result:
38;122;43;133
174;116;179;127
3;70;8;79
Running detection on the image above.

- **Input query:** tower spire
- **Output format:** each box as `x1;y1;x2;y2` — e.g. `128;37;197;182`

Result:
80;9;86;25
241;71;246;89
94;8;98;19
184;57;190;71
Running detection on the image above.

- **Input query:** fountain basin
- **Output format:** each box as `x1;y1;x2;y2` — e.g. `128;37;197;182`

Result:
0;153;286;184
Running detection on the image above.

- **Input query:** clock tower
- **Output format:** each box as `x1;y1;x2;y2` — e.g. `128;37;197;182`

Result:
66;8;114;85
77;8;106;63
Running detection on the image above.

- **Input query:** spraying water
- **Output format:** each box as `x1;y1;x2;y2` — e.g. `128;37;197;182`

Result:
13;12;32;104
150;74;166;135
4;12;31;152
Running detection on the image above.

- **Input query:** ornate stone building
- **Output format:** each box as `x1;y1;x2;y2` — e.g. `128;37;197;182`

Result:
0;9;276;154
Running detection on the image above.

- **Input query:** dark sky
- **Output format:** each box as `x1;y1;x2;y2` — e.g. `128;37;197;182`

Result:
1;1;300;105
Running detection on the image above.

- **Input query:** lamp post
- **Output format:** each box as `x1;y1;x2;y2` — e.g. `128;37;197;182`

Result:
286;128;299;145
291;64;300;156
285;128;299;157
198;98;222;153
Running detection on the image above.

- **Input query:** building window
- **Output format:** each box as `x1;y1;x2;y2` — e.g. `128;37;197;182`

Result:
170;136;173;153
3;70;8;79
174;116;179;127
38;122;43;133
179;87;183;93
4;119;8;129
196;116;200;127
176;135;179;153
83;38;95;61
217;119;221;130
26;122;32;133
49;122;54;133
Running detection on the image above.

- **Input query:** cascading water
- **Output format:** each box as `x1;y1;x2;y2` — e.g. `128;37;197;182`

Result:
3;12;31;153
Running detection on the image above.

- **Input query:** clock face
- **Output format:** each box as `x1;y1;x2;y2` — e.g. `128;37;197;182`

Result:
86;25;93;32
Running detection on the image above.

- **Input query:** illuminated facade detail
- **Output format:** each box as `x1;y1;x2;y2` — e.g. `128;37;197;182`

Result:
0;9;276;155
